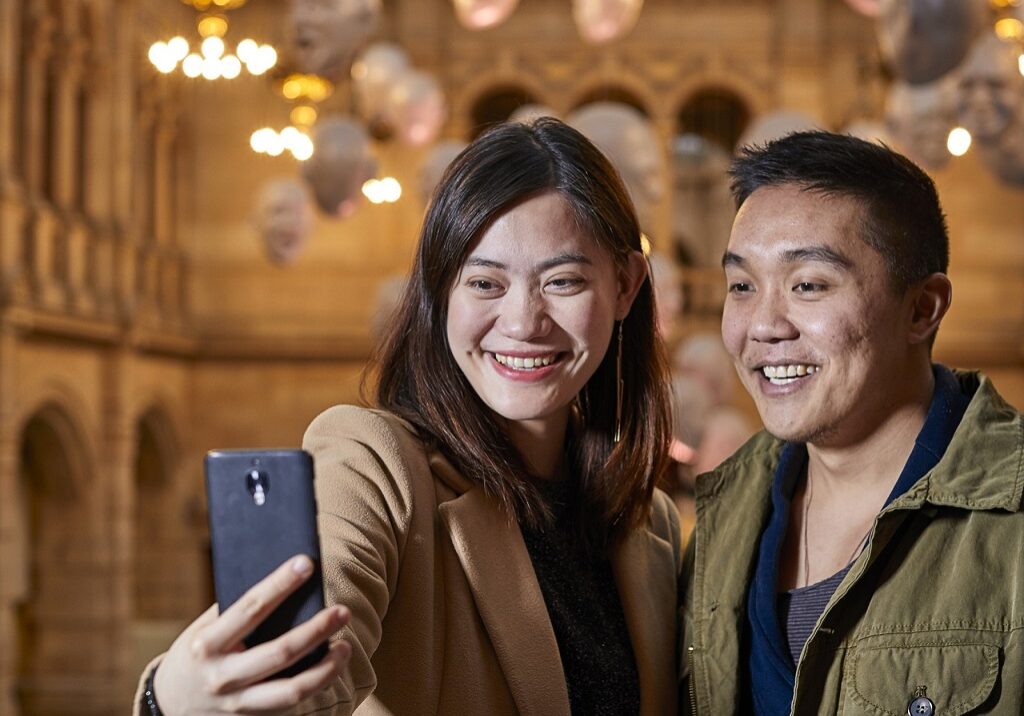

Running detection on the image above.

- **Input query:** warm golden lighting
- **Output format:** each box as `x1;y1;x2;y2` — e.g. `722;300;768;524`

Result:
947;127;972;156
197;15;228;38
250;126;315;161
362;177;402;204
278;74;334;103
290;105;318;128
149;0;275;80
201;35;225;59
995;17;1024;41
182;0;247;11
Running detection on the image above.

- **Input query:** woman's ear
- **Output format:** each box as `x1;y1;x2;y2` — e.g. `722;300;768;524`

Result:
907;272;952;345
615;250;650;320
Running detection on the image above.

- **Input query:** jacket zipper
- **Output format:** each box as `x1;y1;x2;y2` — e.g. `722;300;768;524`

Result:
687;645;698;714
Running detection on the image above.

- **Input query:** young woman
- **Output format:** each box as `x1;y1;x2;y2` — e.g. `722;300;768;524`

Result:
139;118;681;715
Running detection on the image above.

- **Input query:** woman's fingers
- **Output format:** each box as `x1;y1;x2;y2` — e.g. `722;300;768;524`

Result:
211;605;350;692
227;641;352;713
193;555;315;657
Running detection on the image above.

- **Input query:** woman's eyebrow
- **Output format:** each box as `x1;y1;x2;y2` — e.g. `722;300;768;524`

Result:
464;253;593;272
536;252;592;272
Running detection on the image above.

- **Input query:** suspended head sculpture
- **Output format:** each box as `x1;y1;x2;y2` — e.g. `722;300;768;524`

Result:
251;177;315;265
568;101;664;233
876;0;983;84
301;116;377;219
956;33;1024;144
886;78;958;170
288;0;381;80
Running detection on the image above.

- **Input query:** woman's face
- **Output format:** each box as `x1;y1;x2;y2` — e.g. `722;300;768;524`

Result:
446;191;645;435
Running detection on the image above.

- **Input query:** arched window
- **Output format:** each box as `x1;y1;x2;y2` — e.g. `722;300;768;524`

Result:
676;86;750;154
469;85;539;139
16;404;100;712
572;86;648;116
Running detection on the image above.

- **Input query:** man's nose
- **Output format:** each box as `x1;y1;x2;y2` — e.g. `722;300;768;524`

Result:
498;288;550;341
748;290;798;343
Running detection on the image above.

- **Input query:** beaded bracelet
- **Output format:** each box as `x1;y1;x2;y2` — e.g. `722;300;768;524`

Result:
141;665;163;716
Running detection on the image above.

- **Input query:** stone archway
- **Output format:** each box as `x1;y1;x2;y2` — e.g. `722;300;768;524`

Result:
131;406;209;682
14;403;107;715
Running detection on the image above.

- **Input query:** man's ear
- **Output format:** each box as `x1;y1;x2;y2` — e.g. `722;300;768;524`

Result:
908;272;952;344
616;250;650;320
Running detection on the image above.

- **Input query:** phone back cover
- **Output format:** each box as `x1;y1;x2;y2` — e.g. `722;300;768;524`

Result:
205;449;326;675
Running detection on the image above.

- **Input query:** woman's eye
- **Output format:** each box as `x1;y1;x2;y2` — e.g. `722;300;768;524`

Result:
546;277;584;291
467;279;499;291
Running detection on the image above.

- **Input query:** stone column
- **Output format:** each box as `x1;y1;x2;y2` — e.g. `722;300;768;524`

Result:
103;344;137;710
0;325;27;715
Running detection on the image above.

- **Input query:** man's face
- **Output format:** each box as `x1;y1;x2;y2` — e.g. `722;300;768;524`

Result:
721;184;915;447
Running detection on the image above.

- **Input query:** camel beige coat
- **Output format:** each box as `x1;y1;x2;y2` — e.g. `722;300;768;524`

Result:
136;406;683;715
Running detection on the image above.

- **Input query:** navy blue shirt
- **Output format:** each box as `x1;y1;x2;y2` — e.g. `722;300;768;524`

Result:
745;365;973;715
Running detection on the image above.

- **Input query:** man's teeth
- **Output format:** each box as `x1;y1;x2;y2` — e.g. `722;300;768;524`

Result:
761;364;817;384
493;353;556;370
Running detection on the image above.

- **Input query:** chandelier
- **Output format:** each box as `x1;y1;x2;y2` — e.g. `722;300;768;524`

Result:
148;0;277;79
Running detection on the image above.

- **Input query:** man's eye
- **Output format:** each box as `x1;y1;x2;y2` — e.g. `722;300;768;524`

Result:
728;282;753;293
794;282;826;293
468;279;498;291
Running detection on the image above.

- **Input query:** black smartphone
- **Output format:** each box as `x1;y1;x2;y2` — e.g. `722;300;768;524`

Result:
205;448;328;678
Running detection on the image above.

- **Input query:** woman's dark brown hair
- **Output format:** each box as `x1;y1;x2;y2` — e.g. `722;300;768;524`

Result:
372;118;672;552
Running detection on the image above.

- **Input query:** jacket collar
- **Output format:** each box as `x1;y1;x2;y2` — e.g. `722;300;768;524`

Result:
701;371;1024;514
431;447;675;716
891;371;1024;513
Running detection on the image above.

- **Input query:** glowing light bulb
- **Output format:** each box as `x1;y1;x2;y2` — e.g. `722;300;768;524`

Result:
167;36;190;61
947;127;972;156
1019;53;1024;77
380;177;402;202
201;36;225;60
236;38;257;63
291;135;314;161
182;54;203;78
221;55;242;79
265;132;285;157
201;57;222;80
148;42;168;67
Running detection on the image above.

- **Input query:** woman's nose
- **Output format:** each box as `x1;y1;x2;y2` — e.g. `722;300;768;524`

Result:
497;288;550;341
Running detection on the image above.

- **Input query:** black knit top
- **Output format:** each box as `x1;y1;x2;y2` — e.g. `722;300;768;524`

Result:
519;478;640;716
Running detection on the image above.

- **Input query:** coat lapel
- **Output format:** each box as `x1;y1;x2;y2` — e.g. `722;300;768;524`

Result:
438;486;571;716
612;527;678;715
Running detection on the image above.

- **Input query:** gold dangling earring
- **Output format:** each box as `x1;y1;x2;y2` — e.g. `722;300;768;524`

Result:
614;320;624;443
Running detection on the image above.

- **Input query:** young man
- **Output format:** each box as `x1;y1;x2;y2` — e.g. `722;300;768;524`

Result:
680;132;1024;715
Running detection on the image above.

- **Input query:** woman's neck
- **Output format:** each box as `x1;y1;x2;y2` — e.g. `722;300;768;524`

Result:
505;411;570;480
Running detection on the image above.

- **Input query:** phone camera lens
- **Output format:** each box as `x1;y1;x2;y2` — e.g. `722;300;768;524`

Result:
246;469;269;506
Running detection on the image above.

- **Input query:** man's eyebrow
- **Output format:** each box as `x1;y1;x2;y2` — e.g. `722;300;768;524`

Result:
781;246;853;269
720;247;853;270
722;251;745;269
463;253;592;272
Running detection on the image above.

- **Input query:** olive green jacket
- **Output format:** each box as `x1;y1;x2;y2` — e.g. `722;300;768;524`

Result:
680;372;1024;715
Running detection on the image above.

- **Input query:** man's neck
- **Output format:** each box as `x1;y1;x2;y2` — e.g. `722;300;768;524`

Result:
806;366;935;498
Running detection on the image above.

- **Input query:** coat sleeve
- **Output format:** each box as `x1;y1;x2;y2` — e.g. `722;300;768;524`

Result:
129;406;426;716
290;405;428;714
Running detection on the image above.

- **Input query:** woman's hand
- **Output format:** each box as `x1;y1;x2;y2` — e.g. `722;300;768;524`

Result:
153;555;351;714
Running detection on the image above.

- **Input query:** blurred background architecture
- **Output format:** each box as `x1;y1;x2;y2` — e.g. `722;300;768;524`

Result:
0;0;1022;712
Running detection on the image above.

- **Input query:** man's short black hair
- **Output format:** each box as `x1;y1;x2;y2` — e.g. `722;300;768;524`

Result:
729;131;949;291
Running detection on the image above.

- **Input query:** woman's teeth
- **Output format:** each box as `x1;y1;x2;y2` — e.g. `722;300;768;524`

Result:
761;364;817;385
493;353;555;370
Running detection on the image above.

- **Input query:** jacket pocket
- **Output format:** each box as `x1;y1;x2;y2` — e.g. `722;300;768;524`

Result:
844;639;999;716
